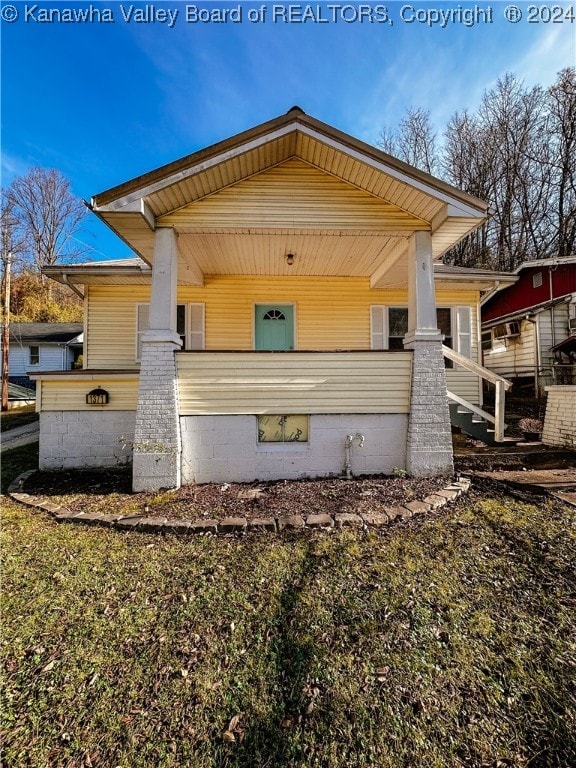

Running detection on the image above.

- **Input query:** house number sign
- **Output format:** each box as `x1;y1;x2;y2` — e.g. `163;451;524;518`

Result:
86;387;109;405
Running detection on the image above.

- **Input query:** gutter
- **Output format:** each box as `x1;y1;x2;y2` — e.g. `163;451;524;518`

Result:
61;273;84;300
83;198;150;267
480;280;502;306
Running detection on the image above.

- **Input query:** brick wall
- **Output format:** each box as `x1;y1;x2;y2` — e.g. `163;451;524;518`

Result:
132;336;181;491
405;341;454;476
543;386;576;448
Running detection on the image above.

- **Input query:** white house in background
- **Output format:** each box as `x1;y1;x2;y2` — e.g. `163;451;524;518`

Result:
33;108;516;491
482;257;576;395
3;323;83;388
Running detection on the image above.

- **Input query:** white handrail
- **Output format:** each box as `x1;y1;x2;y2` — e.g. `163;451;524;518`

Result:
446;390;496;426
443;345;511;442
442;345;513;389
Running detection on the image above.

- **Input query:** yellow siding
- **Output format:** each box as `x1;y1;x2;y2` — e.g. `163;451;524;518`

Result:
177;351;412;415
40;377;139;411
85;285;151;369
446;371;480;404
85;277;481;377
158;159;427;232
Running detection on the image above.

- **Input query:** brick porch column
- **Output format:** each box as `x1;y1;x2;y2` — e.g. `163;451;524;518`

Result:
132;227;182;491
403;231;454;476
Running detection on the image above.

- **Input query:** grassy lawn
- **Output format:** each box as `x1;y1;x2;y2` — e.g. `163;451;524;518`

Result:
1;404;39;433
0;442;39;494
2;472;575;767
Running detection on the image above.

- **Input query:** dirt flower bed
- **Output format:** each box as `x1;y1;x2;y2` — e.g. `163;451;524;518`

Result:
23;467;450;522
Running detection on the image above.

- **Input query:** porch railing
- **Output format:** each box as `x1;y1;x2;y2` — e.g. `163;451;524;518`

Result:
442;345;513;443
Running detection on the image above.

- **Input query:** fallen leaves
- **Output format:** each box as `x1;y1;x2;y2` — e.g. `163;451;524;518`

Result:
223;713;244;743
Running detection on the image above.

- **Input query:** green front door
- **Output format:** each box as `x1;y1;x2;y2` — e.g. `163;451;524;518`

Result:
255;305;295;350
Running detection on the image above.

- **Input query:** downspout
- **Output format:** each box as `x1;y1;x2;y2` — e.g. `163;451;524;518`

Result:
549;266;556;347
61;273;84;301
528;316;542;396
479;280;501;306
477;301;483;407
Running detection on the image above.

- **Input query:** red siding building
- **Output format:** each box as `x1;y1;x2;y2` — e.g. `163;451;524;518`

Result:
483;258;576;322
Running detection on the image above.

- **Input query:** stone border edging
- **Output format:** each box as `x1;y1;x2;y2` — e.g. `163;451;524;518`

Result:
7;471;471;535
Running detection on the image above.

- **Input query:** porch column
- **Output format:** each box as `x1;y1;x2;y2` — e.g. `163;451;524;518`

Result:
132;227;182;492
403;231;454;476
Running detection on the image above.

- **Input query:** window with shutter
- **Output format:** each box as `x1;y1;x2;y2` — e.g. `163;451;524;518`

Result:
136;303;205;361
136;304;150;362
370;305;473;364
189;303;205;350
370;305;386;350
456;306;471;359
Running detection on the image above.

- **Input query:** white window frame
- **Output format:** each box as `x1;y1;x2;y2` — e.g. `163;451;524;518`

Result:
257;414;309;443
136;303;205;362
29;345;40;366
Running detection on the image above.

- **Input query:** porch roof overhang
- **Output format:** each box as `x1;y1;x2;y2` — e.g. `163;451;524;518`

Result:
89;107;488;287
45;258;513;294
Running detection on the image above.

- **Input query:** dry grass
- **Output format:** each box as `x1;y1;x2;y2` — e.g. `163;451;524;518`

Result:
2;473;575;768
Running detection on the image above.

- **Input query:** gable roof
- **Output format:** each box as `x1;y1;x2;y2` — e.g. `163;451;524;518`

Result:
89;107;488;282
6;323;84;345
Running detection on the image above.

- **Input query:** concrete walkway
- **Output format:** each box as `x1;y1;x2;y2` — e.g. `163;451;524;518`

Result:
1;421;39;453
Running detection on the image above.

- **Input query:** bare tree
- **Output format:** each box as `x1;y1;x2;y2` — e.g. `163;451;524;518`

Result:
379;107;438;175
546;68;576;260
476;74;551;270
382;69;575;270
7;167;87;274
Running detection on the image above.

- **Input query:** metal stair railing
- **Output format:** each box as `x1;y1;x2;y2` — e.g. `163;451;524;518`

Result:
442;344;513;443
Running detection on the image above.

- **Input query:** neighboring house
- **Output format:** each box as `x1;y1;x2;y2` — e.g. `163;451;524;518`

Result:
6;382;36;408
2;322;84;390
33;107;515;491
482;258;576;395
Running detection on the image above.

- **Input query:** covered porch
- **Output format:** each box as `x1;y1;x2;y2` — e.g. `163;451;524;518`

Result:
85;108;489;490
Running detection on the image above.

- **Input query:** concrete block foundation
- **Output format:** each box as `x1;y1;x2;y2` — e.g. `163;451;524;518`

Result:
181;413;408;484
39;411;136;470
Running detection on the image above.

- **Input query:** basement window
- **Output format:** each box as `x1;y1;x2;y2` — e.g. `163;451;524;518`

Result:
257;415;309;443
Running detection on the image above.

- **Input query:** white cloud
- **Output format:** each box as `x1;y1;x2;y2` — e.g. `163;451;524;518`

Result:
1;152;31;185
507;27;575;88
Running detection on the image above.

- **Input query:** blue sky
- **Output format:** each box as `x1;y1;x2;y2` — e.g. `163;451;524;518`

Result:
2;0;575;260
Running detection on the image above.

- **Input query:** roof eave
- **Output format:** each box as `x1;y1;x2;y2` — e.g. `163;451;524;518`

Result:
91;107;488;217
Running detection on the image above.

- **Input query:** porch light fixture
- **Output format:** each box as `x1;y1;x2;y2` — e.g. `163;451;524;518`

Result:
286;253;295;266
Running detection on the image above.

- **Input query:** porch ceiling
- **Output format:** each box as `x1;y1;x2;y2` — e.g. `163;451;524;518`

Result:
90;108;487;285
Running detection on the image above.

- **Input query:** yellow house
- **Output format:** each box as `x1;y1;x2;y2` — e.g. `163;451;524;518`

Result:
36;108;515;491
